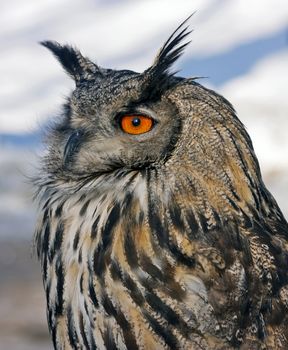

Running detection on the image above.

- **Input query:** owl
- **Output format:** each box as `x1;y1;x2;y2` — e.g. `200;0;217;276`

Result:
35;16;288;350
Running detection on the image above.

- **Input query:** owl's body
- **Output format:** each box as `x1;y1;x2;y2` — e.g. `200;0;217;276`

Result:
35;19;288;349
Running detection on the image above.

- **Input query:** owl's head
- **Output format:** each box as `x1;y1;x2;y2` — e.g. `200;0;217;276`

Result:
41;18;194;182
41;16;263;212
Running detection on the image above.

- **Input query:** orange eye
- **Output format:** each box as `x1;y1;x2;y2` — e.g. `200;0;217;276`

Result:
120;115;153;135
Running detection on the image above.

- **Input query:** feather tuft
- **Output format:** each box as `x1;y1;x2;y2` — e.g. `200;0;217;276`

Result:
40;40;101;84
141;13;194;100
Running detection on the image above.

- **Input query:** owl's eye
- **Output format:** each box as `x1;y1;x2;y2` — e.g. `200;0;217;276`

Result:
120;115;154;135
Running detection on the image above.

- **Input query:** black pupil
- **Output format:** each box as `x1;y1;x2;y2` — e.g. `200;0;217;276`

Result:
132;117;141;127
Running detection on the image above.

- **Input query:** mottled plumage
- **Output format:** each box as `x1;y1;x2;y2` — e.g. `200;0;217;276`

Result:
35;17;288;349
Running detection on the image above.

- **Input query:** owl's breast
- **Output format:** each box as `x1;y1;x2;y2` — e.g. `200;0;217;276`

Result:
36;168;288;349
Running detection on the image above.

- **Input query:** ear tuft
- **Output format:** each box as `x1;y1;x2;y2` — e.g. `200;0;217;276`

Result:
40;40;101;84
152;14;193;76
142;14;194;99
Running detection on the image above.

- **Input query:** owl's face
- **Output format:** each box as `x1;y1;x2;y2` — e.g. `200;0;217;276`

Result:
54;71;182;178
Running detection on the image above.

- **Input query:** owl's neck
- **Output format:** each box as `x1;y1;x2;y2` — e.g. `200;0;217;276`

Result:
36;156;277;249
35;161;264;281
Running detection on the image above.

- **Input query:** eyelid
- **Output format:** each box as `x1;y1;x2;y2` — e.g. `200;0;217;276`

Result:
116;106;158;122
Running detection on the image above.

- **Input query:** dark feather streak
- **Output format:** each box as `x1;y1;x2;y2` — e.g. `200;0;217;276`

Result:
49;221;64;262
142;310;179;349
102;293;139;349
55;257;64;316
67;306;79;347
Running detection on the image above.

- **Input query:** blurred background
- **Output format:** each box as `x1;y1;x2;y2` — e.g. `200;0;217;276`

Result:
0;0;288;348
